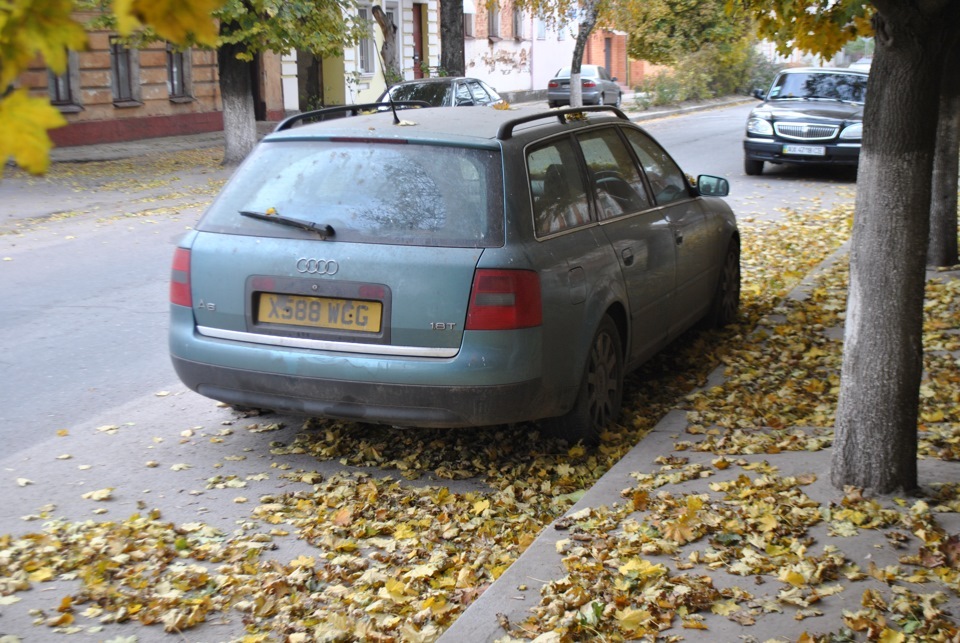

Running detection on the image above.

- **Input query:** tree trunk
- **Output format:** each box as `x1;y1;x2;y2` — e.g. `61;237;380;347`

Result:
373;6;403;84
927;40;960;267
439;0;465;76
568;5;598;108
831;3;959;494
218;40;258;166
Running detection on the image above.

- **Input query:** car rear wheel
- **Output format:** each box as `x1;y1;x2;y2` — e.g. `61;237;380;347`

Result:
544;316;623;445
706;237;741;328
548;100;560;108
744;158;764;176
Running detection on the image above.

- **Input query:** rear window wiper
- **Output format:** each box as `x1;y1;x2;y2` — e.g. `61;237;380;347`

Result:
240;210;335;239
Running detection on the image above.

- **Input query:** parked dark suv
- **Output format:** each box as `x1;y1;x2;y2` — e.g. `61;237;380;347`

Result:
743;67;868;175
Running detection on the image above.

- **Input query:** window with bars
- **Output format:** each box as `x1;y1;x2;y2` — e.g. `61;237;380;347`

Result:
48;51;80;110
110;38;141;105
512;8;524;40
488;2;501;38
167;44;192;100
358;8;376;75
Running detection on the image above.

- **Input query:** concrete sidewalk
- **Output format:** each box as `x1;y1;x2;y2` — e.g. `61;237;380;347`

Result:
442;248;960;642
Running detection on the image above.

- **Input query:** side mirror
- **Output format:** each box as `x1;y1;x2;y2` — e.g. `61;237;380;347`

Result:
696;175;729;197
752;88;765;100
611;76;618;82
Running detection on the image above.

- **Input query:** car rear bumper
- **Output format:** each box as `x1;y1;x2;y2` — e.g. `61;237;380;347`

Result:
170;306;554;427
744;138;860;165
547;89;602;104
172;355;545;427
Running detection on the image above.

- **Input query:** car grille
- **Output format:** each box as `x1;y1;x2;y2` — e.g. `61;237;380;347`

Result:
774;122;839;141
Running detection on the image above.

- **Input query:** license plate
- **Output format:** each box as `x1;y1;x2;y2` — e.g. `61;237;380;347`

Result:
783;144;826;156
257;293;382;332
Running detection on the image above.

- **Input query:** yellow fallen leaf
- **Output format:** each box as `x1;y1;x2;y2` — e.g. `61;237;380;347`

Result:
81;488;113;501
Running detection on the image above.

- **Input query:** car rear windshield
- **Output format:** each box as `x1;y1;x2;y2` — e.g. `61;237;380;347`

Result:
197;140;504;248
768;72;867;103
555;67;598;79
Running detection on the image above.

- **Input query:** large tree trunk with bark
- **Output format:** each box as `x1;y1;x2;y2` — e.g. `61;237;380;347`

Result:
568;5;598;108
218;39;258;166
831;2;960;494
928;41;960;267
439;0;465;76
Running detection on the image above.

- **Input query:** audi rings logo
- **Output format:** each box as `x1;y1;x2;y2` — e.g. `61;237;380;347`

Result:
296;258;340;275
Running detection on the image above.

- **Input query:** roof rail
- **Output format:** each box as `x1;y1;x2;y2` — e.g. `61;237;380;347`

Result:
497;105;628;140
274;101;432;132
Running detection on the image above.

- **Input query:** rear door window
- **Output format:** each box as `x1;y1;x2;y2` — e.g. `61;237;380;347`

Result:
198;140;504;248
528;138;591;236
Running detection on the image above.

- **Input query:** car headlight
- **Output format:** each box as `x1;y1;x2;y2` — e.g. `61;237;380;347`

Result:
746;117;774;136
840;123;863;140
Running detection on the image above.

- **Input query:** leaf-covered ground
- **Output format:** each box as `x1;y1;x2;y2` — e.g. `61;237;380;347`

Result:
2;192;960;643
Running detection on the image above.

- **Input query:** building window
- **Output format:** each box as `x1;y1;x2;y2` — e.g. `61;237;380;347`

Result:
464;12;475;37
110;38;141;105
167;44;192;101
48;50;81;112
488;2;501;38
536;18;546;40
512;8;524;40
358;7;376;75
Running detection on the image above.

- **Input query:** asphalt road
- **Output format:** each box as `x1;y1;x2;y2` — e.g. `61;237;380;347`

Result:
0;101;857;457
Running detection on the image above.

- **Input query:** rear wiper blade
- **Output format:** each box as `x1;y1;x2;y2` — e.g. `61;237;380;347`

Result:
240;210;334;239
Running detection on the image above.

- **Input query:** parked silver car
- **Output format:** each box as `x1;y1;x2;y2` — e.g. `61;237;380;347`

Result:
547;65;622;107
170;103;738;444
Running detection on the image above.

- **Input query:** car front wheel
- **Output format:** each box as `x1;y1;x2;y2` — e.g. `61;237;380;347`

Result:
544;316;623;445
744;158;764;176
614;91;622;108
596;93;605;106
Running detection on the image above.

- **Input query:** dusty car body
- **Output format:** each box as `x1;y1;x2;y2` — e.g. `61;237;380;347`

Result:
170;103;739;443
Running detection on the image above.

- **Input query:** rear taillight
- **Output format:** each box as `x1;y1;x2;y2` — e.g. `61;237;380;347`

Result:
582;80;597;88
170;247;192;307
548;80;559;88
465;269;541;331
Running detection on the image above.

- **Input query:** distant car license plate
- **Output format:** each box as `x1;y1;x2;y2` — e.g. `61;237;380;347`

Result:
783;144;826;156
257;293;382;332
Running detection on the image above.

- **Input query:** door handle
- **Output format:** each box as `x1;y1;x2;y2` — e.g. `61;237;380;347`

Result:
621;247;634;266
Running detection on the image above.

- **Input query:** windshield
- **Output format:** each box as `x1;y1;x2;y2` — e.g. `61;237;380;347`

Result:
198;140;504;248
768;72;867;103
387;82;451;106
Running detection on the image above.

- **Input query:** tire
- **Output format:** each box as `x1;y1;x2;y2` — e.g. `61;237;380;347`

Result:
543;316;623;445
744;158;764;176
596;93;605;106
614;91;622;108
548;100;559;108
706;237;741;328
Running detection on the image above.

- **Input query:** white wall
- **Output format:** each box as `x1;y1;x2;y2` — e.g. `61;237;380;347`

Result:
463;13;575;95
